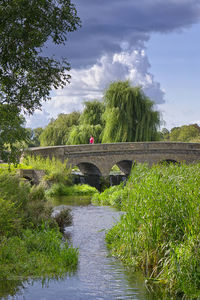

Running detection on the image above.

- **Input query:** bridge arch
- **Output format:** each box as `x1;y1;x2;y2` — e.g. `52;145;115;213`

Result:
160;159;179;165
116;160;134;175
75;162;102;176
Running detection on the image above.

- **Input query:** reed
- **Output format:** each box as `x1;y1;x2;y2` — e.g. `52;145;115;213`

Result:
104;163;200;298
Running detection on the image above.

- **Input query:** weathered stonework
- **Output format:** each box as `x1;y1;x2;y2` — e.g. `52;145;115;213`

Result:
18;169;45;185
25;142;200;177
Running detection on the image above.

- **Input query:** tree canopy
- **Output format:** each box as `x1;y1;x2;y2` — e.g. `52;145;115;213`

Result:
40;112;80;146
0;0;80;162
0;0;81;112
79;100;105;126
170;124;200;142
68;100;105;145
101;81;161;143
0;104;28;163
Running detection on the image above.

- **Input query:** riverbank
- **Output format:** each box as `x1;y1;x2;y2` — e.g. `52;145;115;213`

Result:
0;165;79;283
92;163;200;299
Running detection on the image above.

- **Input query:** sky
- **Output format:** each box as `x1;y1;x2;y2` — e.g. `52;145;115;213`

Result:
26;0;200;130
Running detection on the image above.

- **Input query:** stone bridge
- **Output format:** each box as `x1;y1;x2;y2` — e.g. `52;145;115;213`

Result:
25;142;200;177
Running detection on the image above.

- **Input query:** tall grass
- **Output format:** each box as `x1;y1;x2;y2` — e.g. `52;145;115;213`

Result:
0;167;78;281
22;155;73;185
103;163;200;298
0;226;78;281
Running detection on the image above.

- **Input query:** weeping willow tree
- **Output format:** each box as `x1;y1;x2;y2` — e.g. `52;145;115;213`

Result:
68;124;102;145
101;81;161;143
67;100;105;144
79;100;105;126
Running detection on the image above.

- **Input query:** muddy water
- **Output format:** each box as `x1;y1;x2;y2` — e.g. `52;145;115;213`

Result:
1;197;166;300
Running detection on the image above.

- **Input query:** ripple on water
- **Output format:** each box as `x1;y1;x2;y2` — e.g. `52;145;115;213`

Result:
2;202;168;300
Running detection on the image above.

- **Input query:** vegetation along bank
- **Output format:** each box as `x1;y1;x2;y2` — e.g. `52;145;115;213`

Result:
92;162;200;299
0;155;99;284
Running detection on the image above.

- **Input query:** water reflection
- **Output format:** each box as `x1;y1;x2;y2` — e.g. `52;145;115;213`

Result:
48;195;91;207
0;196;175;300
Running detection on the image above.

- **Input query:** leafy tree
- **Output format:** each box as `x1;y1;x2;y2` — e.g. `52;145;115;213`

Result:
159;128;170;141
170;124;200;142
0;0;81;112
68;100;105;144
40;112;80;146
0;105;28;163
68;124;102;145
26;127;43;147
79;100;105;126
0;0;80;161
101;81;161;143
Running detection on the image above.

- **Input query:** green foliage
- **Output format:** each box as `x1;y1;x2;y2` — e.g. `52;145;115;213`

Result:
0;105;29;164
0;198;20;237
0;226;78;280
161;124;200;142
26;127;43;147
170;124;200;142
0;0;81;113
101;81;161;142
92;182;127;209
22;155;73;185
102;163;200;298
68;123;102;144
37;82;161;145
54;209;73;233
79;100;105;126
0;0;80;163
159;127;170;141
0;168;54;232
40;112;80;146
0;168;78;280
46;183;98;197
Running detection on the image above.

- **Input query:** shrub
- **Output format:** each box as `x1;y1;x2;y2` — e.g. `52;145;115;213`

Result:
46;183;98;197
92;182;127;209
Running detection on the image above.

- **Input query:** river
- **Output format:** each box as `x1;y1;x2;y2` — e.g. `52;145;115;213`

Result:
1;196;168;300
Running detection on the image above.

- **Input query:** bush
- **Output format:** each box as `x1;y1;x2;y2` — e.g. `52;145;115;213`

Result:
46;183;98;197
54;209;73;233
0;168;54;233
92;182;127;209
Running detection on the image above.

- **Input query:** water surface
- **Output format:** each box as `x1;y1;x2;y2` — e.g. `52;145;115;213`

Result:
1;197;169;300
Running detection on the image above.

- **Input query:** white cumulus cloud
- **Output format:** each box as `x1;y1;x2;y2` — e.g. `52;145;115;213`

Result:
27;48;165;128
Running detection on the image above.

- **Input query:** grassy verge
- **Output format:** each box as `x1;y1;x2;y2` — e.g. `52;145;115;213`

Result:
95;163;200;299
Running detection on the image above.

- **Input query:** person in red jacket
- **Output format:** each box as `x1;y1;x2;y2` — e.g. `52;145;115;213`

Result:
89;136;94;144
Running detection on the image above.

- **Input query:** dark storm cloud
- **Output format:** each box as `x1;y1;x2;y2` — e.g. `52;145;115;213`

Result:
44;0;200;68
61;0;200;67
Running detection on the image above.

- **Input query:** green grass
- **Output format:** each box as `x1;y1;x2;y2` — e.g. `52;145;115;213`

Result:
99;163;200;298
